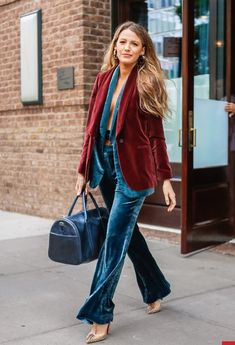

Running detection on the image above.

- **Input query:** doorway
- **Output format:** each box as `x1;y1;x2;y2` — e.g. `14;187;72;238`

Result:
112;0;235;253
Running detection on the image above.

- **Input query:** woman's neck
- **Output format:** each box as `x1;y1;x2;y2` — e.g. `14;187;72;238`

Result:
119;63;135;81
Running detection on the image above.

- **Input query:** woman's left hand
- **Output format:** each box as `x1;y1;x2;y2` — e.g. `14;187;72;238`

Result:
162;179;176;212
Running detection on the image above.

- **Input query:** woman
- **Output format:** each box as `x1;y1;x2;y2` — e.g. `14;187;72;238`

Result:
75;21;176;344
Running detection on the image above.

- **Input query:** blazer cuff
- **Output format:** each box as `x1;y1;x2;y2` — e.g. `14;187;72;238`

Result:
157;169;173;181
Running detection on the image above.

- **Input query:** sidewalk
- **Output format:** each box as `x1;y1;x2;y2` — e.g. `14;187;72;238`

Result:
0;210;235;345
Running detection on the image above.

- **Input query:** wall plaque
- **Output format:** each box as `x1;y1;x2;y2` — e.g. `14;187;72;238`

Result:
57;67;74;90
163;37;182;58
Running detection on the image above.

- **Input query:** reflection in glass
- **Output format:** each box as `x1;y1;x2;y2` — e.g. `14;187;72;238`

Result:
146;0;183;163
147;0;182;79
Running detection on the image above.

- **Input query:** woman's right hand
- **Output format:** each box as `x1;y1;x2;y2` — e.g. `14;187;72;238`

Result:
75;173;88;196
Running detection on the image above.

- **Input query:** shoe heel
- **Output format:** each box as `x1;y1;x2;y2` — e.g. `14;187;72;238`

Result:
86;323;110;344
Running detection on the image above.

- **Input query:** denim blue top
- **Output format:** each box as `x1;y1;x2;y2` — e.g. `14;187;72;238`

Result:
89;65;154;198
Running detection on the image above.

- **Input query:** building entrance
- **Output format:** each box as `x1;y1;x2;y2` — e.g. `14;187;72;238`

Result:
112;0;235;253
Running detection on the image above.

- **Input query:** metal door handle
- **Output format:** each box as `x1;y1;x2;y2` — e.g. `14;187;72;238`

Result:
178;129;182;147
190;128;197;148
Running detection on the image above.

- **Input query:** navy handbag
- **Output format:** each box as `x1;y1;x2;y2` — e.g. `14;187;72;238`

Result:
48;192;108;265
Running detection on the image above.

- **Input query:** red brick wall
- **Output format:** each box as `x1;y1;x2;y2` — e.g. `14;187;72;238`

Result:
0;0;111;218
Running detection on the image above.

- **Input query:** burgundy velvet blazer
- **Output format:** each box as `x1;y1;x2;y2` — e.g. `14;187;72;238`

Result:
77;65;172;191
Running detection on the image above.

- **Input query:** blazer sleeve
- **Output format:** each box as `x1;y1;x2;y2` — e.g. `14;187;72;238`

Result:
146;115;173;181
77;73;100;175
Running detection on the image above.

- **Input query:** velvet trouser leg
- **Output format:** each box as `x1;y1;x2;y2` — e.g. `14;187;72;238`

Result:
127;227;171;303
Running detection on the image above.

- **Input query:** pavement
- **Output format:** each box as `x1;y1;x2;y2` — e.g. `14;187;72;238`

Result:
0;209;235;345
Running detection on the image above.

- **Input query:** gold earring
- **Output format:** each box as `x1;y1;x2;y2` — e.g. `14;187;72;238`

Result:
137;55;145;67
113;49;118;60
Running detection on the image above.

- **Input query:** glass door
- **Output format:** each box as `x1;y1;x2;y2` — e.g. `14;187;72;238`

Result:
181;0;234;254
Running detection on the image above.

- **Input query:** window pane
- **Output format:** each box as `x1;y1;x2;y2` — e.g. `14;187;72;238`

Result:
193;0;228;168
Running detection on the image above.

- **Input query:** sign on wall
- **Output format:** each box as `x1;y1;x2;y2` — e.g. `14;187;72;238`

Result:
57;67;74;90
20;9;42;105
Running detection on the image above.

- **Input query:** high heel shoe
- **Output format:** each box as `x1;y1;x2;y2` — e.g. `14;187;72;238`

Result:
147;299;161;314
86;323;110;344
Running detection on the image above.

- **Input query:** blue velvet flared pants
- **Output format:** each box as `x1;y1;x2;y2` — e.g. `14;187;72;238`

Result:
76;145;171;325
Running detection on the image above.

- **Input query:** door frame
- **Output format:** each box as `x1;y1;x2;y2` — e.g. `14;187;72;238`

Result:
226;0;235;232
181;0;194;254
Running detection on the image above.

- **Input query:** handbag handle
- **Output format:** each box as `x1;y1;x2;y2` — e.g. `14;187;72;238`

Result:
68;192;105;223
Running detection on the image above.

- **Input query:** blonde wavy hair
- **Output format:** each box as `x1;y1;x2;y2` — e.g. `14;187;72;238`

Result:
101;21;169;118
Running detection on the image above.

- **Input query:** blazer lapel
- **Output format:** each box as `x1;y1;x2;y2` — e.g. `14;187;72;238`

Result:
87;68;115;136
87;64;138;138
116;65;138;137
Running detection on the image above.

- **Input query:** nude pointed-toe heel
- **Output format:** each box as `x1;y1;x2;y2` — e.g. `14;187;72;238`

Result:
147;299;161;314
86;323;110;344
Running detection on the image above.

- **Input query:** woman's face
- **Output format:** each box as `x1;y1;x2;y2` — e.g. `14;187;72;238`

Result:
115;29;145;67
